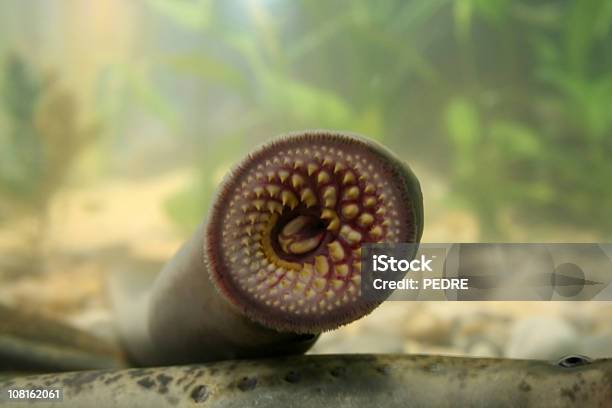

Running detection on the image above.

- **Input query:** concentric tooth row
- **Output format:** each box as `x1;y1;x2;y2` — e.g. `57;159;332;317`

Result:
221;143;406;319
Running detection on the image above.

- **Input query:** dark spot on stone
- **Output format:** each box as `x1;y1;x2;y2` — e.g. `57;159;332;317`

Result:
61;370;107;393
157;373;172;385
519;380;532;392
473;361;490;370
129;369;152;378
237;377;257;391
423;363;441;373
376;365;390;375
42;377;59;386
557;355;592;368
157;373;173;394
183;378;197;392
209;368;218;376
167;396;179;405
560;387;576;402
330;366;346;378
190;385;209;403
137;377;156;390
284;371;301;383
184;366;199;374
104;374;122;385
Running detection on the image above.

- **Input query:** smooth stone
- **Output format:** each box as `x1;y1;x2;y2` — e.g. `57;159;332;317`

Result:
505;316;580;360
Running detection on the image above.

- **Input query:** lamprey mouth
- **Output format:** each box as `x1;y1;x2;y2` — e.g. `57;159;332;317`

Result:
206;131;423;333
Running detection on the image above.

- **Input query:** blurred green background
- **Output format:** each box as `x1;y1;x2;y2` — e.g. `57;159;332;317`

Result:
0;0;611;360
2;0;611;245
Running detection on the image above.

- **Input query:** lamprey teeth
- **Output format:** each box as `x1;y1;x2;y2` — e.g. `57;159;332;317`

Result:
341;203;359;219
209;131;423;334
291;173;305;189
342;171;356;185
314;256;330;276
254;186;264;197
267;201;282;214
321;209;340;231
293;159;304;169
369;225;383;239
299;264;313;282
340;225;362;245
363;196;377;207
331;279;344;289
342;186;360;200
321;209;336;220
317;171;330;184
322;186;337;208
266;184;280;197
357;213;374;227
278;170;290;182
293;282;305;293
334;264;349;277
326;218;340;232
327;241;345;262
313;278;327;291
300;188;317;207
281;190;299;209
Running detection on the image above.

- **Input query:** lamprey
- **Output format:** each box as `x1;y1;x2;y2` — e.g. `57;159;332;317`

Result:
115;131;424;365
1;354;610;407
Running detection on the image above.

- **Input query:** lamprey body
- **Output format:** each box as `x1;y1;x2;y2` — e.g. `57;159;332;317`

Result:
116;131;423;365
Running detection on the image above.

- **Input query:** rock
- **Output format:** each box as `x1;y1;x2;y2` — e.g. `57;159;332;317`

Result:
67;308;117;344
580;333;612;359
311;330;405;354
463;337;503;358
505;316;580;360
402;312;453;345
